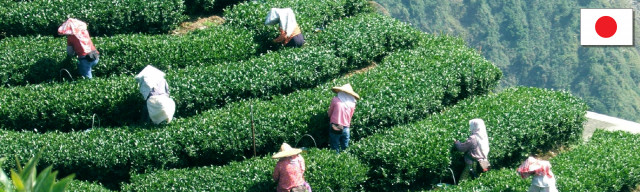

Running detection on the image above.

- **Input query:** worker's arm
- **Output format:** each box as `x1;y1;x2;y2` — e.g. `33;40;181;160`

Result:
273;28;287;43
272;162;280;181
454;136;477;152
328;97;337;117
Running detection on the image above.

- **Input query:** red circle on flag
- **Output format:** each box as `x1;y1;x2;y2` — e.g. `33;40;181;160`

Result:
595;16;617;38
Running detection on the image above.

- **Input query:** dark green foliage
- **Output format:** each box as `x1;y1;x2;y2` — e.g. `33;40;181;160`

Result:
0;0;187;37
223;0;371;51
184;0;245;15
443;130;640;192
67;180;113;192
122;149;368;191
311;13;423;70
0;26;258;86
0;46;343;131
375;0;640;121
184;0;218;15
440;168;528;192
350;87;587;190
553;130;640;191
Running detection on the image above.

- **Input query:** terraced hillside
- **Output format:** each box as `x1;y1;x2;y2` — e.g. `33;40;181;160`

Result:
1;0;630;191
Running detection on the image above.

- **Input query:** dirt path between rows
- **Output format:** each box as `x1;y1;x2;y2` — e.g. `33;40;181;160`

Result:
171;15;225;35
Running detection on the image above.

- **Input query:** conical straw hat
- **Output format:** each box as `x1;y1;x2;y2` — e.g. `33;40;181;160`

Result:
272;143;302;159
331;84;360;100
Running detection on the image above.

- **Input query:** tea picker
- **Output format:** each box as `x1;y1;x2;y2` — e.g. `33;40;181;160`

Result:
134;65;176;125
327;84;360;153
272;143;312;192
517;157;558;192
58;18;100;79
264;8;305;47
453;118;491;181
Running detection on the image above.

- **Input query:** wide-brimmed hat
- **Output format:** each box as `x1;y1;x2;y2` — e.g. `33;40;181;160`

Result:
58;18;88;36
331;84;360;100
272;143;302;159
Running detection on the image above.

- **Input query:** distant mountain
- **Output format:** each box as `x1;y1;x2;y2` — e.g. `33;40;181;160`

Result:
375;0;640;121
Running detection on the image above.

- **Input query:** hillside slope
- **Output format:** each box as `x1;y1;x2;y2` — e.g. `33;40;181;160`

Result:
375;0;640;121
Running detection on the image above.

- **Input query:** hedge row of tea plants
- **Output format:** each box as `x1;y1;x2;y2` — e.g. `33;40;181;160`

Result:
67;180;113;192
223;0;372;51
350;87;587;190
0;46;343;131
441;130;640;192
122;149;368;191
0;26;257;86
184;0;244;15
0;0;186;37
310;13;422;69
0;34;501;186
0;13;422;132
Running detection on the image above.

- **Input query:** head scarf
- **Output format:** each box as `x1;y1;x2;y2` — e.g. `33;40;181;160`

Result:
337;91;357;108
58;18;93;54
469;118;489;158
135;65;167;99
264;8;299;37
517;157;554;179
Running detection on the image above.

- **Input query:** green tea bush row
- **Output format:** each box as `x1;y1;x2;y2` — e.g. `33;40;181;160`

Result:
350;87;587;190
0;26;257;86
184;0;218;15
121;149;368;191
0;34;500;185
310;13;422;69
223;0;372;51
553;130;640;191
184;0;244;15
67;180;113;192
0;0;186;37
0;46;342;131
442;130;640;192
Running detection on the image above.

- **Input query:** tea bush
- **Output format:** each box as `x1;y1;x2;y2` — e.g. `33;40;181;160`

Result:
184;0;244;15
438;168;527;192
553;130;640;191
0;34;500;186
122;149;368;191
0;0;186;37
223;0;371;51
184;0;218;15
350;87;587;190
0;26;257;86
67;180;113;192
443;130;640;192
0;46;343;131
311;13;422;69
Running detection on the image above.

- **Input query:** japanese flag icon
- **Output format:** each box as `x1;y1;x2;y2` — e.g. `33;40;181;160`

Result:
581;9;633;46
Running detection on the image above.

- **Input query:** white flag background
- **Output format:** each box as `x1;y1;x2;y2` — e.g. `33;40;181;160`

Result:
581;8;633;46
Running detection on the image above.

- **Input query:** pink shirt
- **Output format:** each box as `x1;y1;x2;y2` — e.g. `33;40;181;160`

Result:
67;34;98;57
272;155;306;192
328;97;355;127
